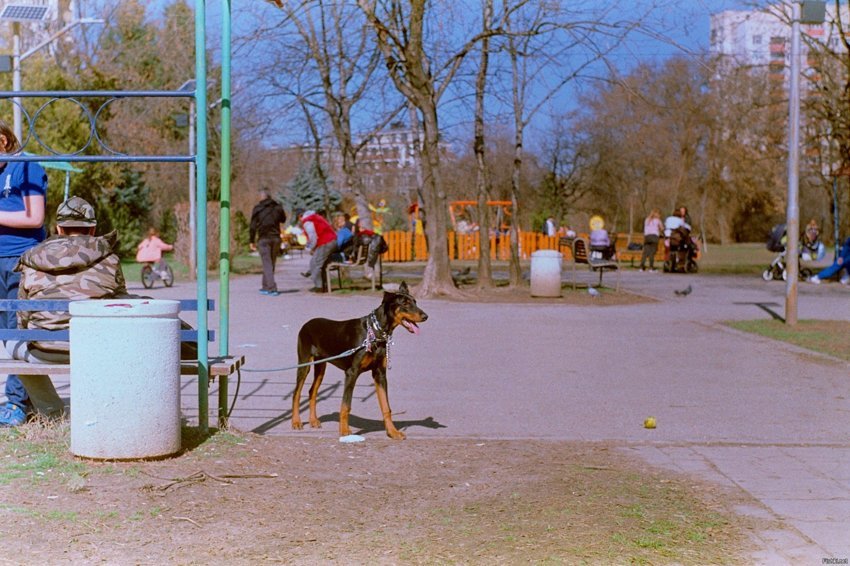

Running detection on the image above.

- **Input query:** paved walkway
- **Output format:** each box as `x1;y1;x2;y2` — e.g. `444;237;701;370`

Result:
9;256;850;563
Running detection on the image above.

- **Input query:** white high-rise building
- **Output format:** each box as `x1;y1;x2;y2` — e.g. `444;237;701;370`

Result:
709;3;849;83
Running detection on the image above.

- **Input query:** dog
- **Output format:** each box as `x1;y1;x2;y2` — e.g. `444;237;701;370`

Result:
292;281;428;439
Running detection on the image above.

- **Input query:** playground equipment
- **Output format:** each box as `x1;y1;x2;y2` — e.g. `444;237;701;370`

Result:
448;200;512;232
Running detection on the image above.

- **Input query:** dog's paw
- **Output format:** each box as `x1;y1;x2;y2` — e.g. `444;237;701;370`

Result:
309;418;322;429
387;429;406;440
292;421;304;431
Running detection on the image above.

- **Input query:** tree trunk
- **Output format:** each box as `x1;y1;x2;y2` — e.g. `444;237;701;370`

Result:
508;98;523;287
417;103;456;296
474;0;493;288
340;144;373;230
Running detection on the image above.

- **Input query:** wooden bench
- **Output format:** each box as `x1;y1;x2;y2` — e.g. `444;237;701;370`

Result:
569;236;620;290
0;299;244;428
613;234;665;267
324;244;383;292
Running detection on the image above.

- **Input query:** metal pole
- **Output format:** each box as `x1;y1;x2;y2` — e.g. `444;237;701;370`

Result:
12;22;21;143
189;99;196;279
218;0;232;428
834;175;840;262
195;0;210;434
785;1;801;325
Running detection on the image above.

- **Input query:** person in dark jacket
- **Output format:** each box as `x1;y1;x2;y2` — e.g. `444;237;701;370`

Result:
249;189;287;296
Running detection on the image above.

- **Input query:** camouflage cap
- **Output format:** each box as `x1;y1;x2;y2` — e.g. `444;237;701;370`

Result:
56;196;96;227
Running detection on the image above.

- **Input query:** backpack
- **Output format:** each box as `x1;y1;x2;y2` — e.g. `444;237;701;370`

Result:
766;223;786;252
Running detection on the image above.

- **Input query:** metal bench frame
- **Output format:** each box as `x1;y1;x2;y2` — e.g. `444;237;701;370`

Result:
324;245;383;292
569;236;620;290
0;299;243;427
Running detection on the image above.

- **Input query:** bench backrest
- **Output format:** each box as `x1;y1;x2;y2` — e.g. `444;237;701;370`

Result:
571;237;590;264
0;299;213;342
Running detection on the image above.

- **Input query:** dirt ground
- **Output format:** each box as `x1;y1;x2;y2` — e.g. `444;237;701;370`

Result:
0;421;766;565
0;284;769;564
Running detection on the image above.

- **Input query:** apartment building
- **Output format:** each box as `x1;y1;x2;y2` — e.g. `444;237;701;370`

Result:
709;3;849;83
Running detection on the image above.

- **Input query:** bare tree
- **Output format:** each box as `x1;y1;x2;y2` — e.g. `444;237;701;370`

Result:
357;0;529;296
474;0;495;288
497;0;648;285
261;0;403;226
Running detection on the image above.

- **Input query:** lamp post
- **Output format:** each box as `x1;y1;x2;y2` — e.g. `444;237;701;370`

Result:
1;12;103;141
786;1;826;326
786;1;802;325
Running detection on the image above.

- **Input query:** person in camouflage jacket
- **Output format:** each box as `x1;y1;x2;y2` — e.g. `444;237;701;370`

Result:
7;196;125;362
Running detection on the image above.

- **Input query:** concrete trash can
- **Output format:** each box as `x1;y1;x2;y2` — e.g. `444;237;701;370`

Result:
530;249;563;297
69;299;181;459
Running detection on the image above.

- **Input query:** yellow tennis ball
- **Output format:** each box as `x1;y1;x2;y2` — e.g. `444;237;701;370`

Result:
644;416;656;429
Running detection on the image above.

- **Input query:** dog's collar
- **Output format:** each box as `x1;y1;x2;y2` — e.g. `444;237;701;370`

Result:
362;310;395;369
366;311;390;345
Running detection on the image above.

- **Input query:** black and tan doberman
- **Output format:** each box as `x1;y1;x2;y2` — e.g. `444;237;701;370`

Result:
292;281;428;439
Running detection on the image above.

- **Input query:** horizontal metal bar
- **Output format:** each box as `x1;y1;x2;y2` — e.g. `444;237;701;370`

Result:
0;155;194;163
0;90;196;98
0;329;69;340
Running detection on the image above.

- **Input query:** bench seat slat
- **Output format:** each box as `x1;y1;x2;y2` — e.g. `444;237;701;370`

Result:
0;355;245;377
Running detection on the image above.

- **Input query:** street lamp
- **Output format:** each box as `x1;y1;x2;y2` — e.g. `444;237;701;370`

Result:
786;0;826;325
0;4;103;141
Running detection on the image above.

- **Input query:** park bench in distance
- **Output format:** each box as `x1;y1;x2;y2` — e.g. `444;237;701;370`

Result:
324;243;383;292
0;299;243;427
563;236;620;291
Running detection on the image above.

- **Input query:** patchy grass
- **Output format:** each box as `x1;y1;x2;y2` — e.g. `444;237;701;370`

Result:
400;450;751;565
0;430;757;563
726;319;850;361
0;416;86;487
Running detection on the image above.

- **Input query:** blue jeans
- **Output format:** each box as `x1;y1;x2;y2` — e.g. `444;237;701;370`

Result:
0;256;27;408
817;258;850;280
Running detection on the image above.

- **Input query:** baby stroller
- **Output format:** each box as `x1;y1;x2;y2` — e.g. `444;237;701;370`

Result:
664;226;699;273
762;223;823;281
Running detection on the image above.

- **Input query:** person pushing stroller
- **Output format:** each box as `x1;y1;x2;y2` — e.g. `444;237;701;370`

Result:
763;220;824;281
663;208;698;273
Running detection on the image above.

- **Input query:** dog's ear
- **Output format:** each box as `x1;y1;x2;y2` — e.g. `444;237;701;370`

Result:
399;281;409;294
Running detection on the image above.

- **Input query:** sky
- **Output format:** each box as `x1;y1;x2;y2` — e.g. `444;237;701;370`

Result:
137;0;763;150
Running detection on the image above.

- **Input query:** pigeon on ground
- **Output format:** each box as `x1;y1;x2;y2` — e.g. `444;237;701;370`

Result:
588;286;600;298
674;284;693;296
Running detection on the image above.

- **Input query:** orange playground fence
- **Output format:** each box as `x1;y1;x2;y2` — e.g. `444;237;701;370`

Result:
379;231;665;263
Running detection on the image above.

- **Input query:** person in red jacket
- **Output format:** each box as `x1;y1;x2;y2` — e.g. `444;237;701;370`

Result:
297;209;338;292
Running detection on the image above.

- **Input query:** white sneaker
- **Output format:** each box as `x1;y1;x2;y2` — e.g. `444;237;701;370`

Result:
809;275;821;284
841;276;850;285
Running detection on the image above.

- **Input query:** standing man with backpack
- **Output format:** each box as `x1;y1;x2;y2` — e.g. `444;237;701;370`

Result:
249;189;287;296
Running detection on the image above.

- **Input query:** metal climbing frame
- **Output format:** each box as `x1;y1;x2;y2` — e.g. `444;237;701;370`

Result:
0;0;233;434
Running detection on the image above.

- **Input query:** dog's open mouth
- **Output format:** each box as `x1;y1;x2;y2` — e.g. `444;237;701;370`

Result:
401;319;420;335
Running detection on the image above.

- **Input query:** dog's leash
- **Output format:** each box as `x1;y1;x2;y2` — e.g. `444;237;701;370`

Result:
240;345;365;373
240;311;394;374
